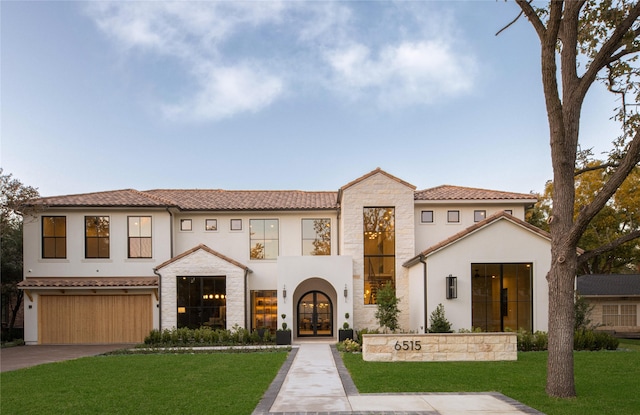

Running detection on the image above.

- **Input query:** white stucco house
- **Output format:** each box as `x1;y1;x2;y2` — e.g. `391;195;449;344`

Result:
20;168;550;344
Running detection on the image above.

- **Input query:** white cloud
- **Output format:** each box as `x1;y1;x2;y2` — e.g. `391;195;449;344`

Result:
84;2;477;119
162;63;283;121
325;40;477;108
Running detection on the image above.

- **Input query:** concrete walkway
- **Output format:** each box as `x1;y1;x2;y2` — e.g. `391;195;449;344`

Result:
253;342;544;415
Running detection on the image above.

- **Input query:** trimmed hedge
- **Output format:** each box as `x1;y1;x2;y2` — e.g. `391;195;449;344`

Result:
516;328;619;351
143;325;274;347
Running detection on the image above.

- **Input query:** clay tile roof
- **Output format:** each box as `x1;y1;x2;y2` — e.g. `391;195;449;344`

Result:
17;277;158;288
144;189;338;211
35;189;175;207
414;185;536;201
403;211;551;267
576;274;640;296
155;244;251;272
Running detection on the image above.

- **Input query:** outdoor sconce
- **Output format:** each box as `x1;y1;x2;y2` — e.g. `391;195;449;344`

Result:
344;284;348;301
283;285;287;302
446;275;457;299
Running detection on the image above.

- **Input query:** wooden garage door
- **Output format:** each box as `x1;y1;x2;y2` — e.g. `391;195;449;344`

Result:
39;295;152;344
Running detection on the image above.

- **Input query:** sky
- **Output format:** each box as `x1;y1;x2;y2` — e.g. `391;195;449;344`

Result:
1;1;622;198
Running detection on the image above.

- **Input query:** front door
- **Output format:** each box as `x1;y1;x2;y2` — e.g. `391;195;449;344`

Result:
297;291;333;337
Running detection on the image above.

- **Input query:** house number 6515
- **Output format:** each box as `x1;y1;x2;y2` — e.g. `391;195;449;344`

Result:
394;340;421;351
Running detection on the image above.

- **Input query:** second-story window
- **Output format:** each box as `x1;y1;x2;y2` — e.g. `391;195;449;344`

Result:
85;216;110;258
128;216;152;258
302;219;331;255
447;210;460;223
250;219;278;259
421;210;434;223
474;210;486;222
42;216;66;258
180;219;192;231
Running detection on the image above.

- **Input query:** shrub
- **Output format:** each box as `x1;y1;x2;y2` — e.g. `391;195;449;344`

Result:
143;326;276;347
375;283;400;332
427;303;452;333
337;338;361;353
355;328;380;344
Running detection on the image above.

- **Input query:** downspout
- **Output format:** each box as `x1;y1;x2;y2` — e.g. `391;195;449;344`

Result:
166;207;174;258
244;268;249;329
153;269;162;331
419;255;427;333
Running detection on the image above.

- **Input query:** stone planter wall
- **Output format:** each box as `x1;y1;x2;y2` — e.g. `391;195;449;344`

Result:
362;333;517;362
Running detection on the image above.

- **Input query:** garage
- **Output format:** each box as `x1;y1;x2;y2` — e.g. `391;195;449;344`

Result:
38;294;153;344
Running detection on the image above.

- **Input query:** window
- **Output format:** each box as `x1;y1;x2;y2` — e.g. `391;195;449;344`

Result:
177;276;226;329
421;210;434;223
447;210;460;223
251;290;277;332
85;216;109;258
472;263;533;332
363;207;395;304
128;216;152;258
230;219;242;231
504;209;513;215
42;216;66;258
180;219;192;231
205;219;218;231
250;219;278;259
302;219;331;255
474;210;486;222
603;304;637;327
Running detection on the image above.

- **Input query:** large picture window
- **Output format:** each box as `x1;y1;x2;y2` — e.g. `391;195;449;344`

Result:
250;219;278;259
363;207;395;304
42;216;66;258
302;219;331;255
472;263;532;332
85;216;110;258
177;276;226;329
128;216;152;258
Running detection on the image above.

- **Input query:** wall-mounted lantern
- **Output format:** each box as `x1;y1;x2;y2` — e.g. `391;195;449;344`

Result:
283;285;287;302
344;284;348;301
446;275;457;299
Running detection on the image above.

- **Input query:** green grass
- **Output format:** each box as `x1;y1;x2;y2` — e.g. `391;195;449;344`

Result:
1;351;288;414
342;349;640;415
618;338;640;351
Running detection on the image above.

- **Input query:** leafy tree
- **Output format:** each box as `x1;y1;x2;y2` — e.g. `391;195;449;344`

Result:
427;303;452;333
374;283;400;332
510;0;640;398
1;169;40;340
529;163;640;274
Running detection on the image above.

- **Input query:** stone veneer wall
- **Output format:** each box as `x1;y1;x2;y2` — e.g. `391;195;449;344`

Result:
340;173;416;330
362;333;517;362
158;249;246;330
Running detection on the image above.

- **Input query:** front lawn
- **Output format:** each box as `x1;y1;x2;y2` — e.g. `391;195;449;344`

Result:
1;351;288;414
342;347;640;415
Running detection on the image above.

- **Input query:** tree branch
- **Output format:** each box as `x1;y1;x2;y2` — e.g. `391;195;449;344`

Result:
515;0;547;40
579;1;640;99
577;229;640;266
496;5;527;36
574;162;620;176
570;130;640;246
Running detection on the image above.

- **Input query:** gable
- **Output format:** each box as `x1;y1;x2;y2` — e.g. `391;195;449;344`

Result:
404;212;551;267
155;244;251;273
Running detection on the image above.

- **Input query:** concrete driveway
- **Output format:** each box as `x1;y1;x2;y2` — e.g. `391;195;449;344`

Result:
1;344;133;372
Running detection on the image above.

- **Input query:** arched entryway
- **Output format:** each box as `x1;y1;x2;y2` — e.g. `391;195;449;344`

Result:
297;291;333;337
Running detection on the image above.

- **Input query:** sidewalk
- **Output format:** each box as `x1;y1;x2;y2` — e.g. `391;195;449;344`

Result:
253;342;544;414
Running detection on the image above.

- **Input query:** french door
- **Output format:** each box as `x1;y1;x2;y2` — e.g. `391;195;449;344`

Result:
297;291;333;337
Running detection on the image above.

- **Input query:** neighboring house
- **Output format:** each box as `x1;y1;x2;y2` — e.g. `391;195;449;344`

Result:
20;168;550;344
576;274;640;335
